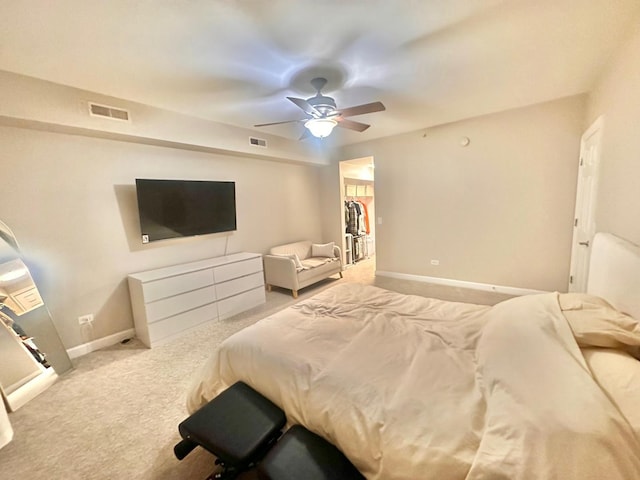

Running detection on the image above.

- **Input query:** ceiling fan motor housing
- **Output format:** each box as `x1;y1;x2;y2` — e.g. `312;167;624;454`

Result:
308;95;337;116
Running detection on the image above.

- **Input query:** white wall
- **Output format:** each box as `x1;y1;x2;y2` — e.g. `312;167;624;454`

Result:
587;25;640;245
0;125;323;349
7;41;637;349
319;161;344;258
335;96;586;292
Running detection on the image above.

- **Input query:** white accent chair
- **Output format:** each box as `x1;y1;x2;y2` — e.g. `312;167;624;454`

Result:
263;241;343;298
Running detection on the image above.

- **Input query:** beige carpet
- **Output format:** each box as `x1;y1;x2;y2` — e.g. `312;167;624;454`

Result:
0;258;513;479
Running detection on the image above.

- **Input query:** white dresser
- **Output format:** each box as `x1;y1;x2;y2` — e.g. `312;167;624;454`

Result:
128;252;265;348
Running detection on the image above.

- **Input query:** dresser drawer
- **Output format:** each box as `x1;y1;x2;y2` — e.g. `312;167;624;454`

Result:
214;257;262;283
148;302;218;345
215;272;264;301
145;286;216;323
142;269;214;303
217;287;265;320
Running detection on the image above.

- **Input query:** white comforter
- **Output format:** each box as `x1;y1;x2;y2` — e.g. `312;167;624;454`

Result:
187;284;640;479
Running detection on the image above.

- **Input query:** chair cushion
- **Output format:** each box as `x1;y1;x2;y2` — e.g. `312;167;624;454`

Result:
300;257;338;269
297;259;341;284
270;241;312;261
178;381;286;466
311;242;335;258
257;425;364;480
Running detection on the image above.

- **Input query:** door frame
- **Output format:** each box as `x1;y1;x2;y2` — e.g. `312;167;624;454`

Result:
338;157;375;266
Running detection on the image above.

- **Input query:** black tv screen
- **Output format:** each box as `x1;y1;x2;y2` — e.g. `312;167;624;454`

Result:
135;179;236;243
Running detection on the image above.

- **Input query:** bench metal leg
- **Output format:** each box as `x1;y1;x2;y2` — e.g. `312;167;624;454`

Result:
207;463;239;480
174;438;197;460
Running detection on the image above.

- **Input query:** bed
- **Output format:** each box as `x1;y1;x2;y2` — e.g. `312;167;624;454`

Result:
187;233;640;479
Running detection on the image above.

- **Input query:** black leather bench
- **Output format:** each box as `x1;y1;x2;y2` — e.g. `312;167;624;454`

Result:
174;381;286;480
257;424;365;480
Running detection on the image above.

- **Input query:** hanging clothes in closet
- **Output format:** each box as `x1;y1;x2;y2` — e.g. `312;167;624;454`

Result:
346;201;359;236
345;200;370;262
361;202;370;235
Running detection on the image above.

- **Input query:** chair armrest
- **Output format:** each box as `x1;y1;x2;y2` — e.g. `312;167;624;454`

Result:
263;255;299;290
333;246;343;266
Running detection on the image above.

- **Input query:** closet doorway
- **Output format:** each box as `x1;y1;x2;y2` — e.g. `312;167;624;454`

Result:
339;157;376;268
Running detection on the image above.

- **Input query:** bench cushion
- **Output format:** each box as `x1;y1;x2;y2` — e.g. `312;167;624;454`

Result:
178;381;285;465
257;425;364;480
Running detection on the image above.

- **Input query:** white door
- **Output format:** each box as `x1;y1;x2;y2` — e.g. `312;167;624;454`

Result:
568;117;603;292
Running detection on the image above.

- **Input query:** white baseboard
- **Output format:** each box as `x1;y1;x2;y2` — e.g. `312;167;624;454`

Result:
375;270;547;297
66;328;136;359
4;368;57;412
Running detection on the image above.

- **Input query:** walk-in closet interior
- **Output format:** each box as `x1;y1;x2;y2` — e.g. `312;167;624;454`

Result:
340;157;376;267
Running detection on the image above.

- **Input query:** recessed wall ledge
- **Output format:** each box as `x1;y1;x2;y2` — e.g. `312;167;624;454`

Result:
0;70;330;166
0;115;325;165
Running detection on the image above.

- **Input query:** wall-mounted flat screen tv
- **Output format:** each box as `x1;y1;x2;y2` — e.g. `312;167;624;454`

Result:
135;179;236;243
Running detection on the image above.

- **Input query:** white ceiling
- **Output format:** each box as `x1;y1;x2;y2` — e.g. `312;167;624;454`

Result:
1;0;638;147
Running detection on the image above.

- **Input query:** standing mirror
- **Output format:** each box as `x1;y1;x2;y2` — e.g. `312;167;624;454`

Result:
0;221;72;412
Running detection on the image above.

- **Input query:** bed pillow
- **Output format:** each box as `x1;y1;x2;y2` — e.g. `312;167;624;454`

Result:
311;242;335;258
582;347;640;437
274;253;304;270
558;293;640;349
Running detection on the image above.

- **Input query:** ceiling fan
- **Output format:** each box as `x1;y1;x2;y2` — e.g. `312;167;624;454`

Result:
254;77;386;139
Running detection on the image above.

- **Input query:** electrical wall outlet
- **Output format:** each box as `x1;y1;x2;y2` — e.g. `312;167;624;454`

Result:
430;259;440;266
78;314;94;325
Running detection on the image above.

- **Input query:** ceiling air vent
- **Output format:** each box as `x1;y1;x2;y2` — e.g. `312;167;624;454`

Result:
88;102;131;122
249;137;267;148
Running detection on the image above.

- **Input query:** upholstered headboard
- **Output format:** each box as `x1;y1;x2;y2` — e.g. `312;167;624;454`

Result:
587;232;640;321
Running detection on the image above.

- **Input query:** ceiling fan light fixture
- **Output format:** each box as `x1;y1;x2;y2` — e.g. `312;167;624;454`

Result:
256;78;385;141
0;267;28;283
305;118;337;138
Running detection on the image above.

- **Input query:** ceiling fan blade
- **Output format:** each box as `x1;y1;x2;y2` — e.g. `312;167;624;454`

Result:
298;128;312;141
254;119;304;127
336;117;370;132
287;97;321;117
337;101;386;118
